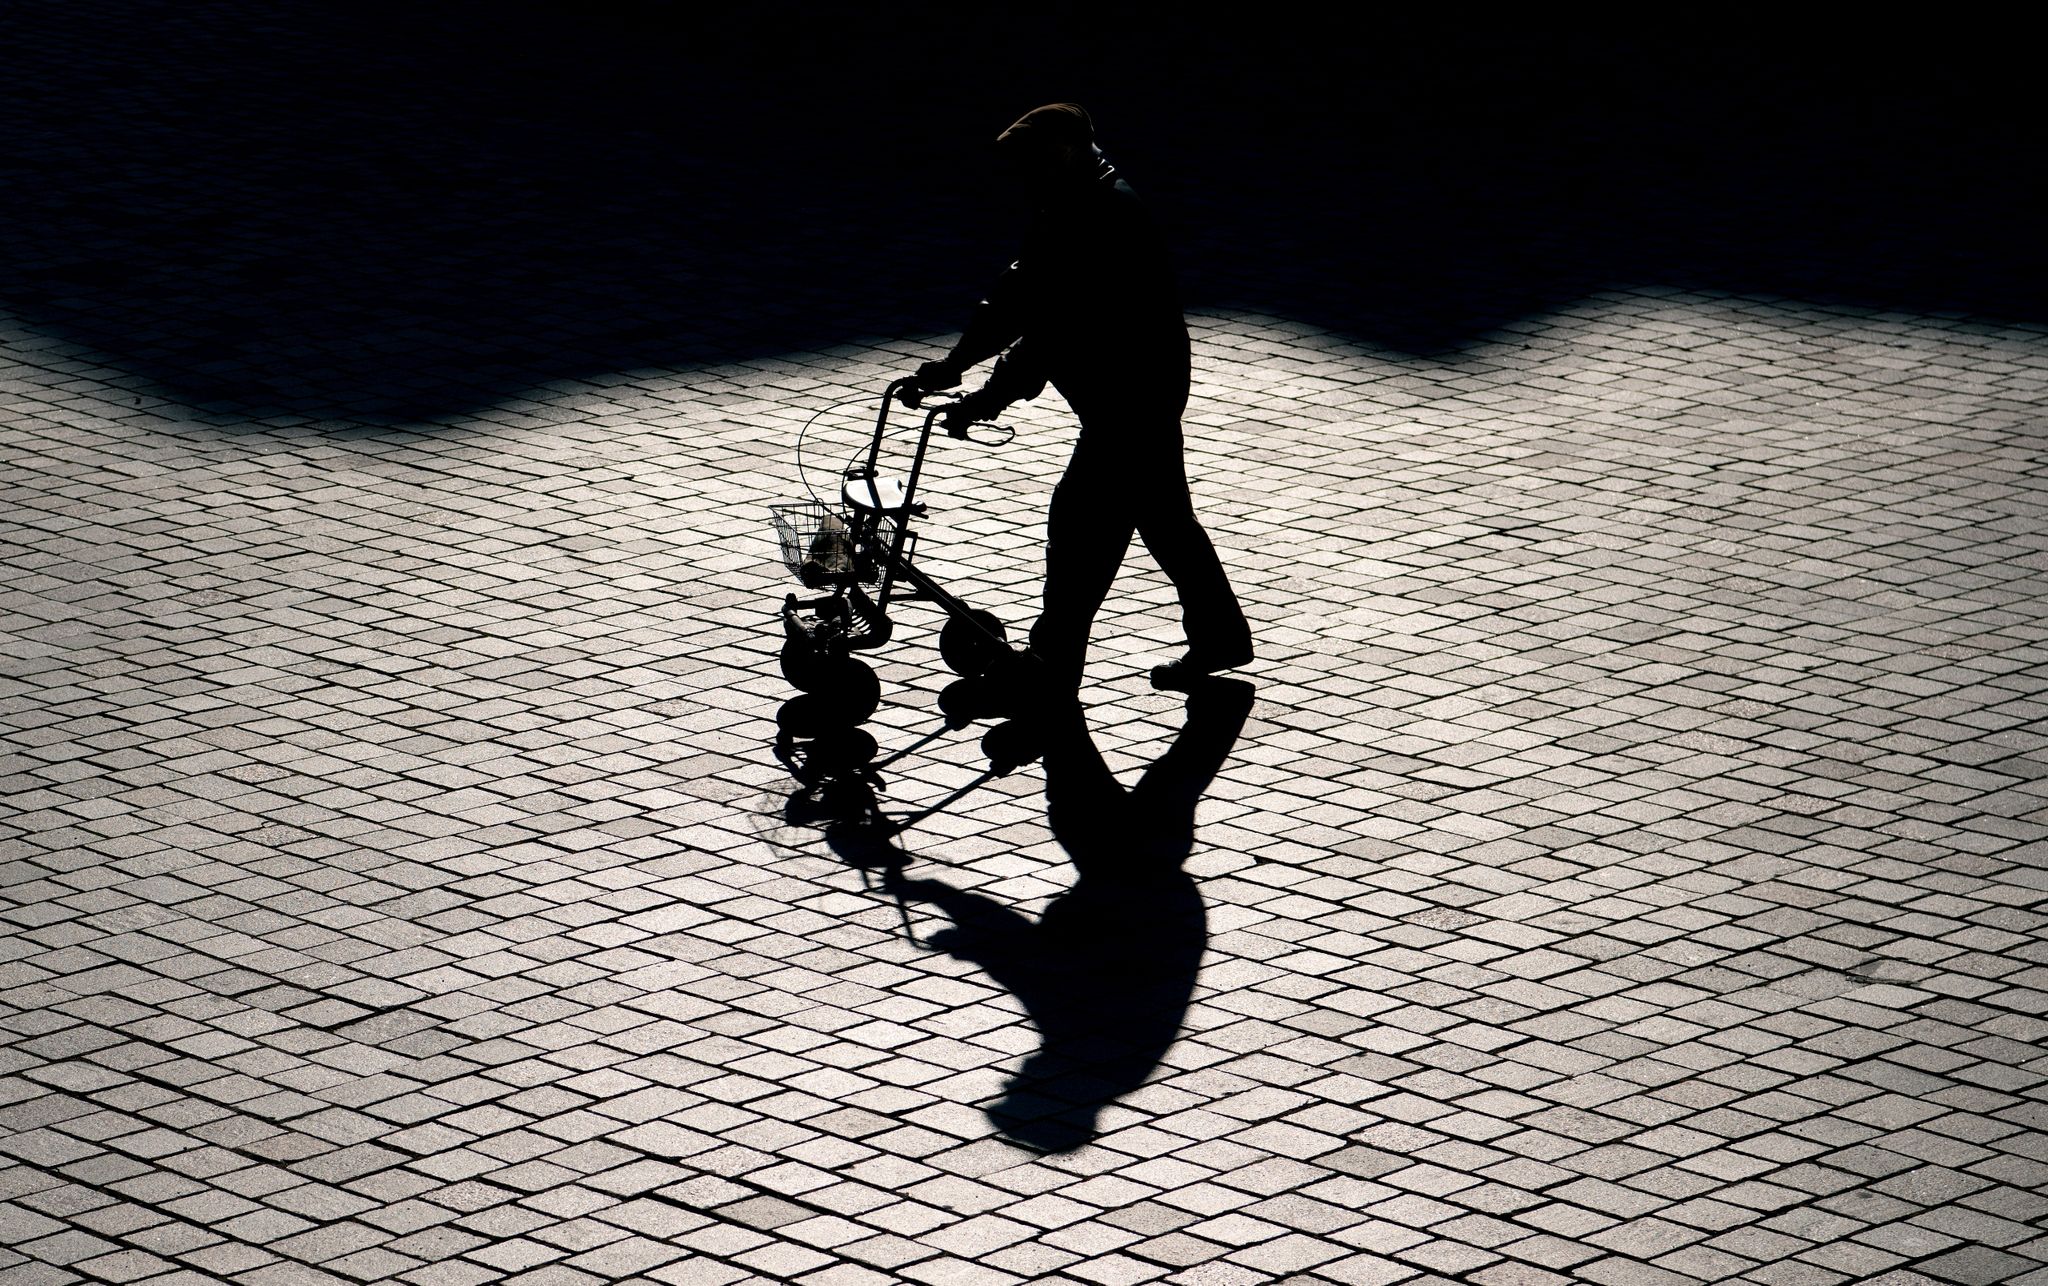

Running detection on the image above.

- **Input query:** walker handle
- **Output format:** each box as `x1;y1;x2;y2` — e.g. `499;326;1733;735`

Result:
893;379;964;413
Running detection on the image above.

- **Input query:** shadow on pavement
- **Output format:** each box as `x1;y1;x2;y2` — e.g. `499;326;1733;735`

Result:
3;3;2039;423
876;678;1255;1152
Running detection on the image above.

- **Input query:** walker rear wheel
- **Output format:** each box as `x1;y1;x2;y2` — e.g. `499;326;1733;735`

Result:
939;610;1009;678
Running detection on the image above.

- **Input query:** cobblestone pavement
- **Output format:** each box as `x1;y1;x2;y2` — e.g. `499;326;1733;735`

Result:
3;290;2046;1286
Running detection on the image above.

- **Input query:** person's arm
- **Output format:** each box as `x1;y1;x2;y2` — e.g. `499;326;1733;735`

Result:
982;340;1046;404
940;339;1043;437
917;261;1029;389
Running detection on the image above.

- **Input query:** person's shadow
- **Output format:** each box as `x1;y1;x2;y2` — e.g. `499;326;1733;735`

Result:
879;677;1255;1152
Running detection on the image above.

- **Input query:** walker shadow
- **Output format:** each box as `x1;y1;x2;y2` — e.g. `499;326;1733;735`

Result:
881;678;1254;1153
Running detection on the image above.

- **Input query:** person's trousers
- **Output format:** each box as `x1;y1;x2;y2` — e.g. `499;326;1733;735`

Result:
1027;409;1250;689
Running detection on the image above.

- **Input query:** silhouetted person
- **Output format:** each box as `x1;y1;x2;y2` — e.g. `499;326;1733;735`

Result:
913;103;1253;692
883;677;1256;1151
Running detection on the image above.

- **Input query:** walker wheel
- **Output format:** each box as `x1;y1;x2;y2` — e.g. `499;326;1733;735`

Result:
777;655;880;726
780;637;839;692
939;610;1009;677
776;693;836;739
821;656;881;724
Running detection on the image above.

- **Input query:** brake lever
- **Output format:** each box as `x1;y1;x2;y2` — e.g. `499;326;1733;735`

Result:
949;420;1011;444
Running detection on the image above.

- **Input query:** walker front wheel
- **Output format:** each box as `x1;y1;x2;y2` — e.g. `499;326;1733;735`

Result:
781;637;836;692
779;655;880;725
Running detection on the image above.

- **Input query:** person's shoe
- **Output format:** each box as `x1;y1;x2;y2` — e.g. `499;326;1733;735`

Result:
1149;641;1254;690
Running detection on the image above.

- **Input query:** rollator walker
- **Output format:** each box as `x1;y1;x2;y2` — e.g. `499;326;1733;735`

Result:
770;379;1037;775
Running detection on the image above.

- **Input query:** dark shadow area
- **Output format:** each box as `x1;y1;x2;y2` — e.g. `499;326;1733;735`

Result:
820;679;1255;1153
5;3;2040;422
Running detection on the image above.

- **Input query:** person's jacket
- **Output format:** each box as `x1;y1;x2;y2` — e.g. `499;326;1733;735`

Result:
951;155;1191;414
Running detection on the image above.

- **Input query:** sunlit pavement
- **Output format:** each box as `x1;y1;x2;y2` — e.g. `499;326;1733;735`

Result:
3;292;2046;1286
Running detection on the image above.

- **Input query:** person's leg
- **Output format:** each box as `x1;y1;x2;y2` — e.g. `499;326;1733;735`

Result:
1136;469;1251;659
1028;439;1133;691
1133;434;1252;671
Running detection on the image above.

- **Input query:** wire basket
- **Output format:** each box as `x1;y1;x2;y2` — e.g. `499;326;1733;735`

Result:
772;503;850;584
771;504;897;586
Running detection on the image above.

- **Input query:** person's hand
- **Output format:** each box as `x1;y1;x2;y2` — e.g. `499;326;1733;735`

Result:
914;359;963;391
943;387;1007;439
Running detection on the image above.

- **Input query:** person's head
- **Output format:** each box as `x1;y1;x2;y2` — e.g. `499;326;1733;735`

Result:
992;103;1098;202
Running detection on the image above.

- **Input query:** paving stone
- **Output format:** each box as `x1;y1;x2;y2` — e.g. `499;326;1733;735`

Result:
1914;1245;2043;1286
